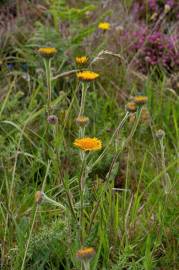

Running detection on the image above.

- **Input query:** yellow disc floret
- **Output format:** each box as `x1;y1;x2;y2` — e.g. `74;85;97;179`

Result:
38;47;57;57
76;247;95;260
73;137;102;151
76;71;99;81
76;56;88;65
133;96;148;105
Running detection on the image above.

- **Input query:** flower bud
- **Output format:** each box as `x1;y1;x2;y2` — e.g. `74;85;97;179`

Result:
35;191;44;204
47;115;58;125
164;4;171;14
156;129;165;139
75;116;89;127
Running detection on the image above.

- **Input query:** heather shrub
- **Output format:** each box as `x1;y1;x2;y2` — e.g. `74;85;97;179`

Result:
127;26;179;73
132;0;179;22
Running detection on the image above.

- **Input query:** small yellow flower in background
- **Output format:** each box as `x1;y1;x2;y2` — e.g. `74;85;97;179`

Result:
98;22;110;30
133;95;148;105
126;102;137;113
76;56;88;65
38;47;57;58
76;116;89;127
77;71;99;81
76;247;95;261
74;137;102;151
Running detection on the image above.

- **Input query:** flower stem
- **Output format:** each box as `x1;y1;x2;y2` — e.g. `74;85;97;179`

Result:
21;206;38;270
91;112;130;169
78;83;88;117
159;137;171;194
79;152;87;244
83;260;90;270
44;58;52;115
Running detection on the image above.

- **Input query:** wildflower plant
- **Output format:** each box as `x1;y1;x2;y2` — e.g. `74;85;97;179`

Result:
1;1;178;270
38;47;57;115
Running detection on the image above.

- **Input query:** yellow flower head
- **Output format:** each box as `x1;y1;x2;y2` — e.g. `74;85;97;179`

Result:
133;96;148;105
75;116;89;127
76;56;88;65
74;137;102;151
98;22;110;30
38;47;57;58
126;102;137;113
76;71;99;81
76;247;95;261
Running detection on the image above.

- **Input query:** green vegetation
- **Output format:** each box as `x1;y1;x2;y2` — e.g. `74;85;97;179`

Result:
0;1;178;269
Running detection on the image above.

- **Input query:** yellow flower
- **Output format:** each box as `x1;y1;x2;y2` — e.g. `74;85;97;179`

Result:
126;102;137;113
74;137;102;151
76;56;88;65
133;96;148;105
38;47;57;58
75;116;89;127
76;247;95;260
98;22;110;30
76;71;99;81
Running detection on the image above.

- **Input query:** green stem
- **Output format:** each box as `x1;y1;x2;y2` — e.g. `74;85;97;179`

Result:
79;153;87;244
90;112;130;170
159;138;171;194
78;83;88;117
44;59;52;115
21;206;38;270
56;148;76;219
83;260;90;270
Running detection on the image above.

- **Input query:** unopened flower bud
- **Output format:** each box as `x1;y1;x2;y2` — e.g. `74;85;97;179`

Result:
156;129;165;139
164;4;171;14
47;115;58;125
35;191;44;204
75;116;89;127
115;25;124;34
